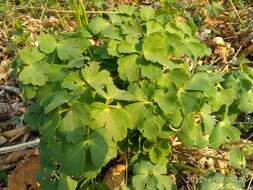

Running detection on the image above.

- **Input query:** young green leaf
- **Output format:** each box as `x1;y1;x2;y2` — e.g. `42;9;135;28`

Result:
167;68;191;88
132;161;172;190
43;91;68;114
22;85;37;99
39;34;57;54
118;37;140;54
57;38;90;60
210;88;236;112
184;39;211;59
62;131;108;176
57;175;78;190
20;47;45;65
154;87;180;114
143;32;169;65
121;19;142;37
149;140;171;165
88;17;110;35
107;40;121;57
138;58;163;80
125;102;152;129
67;56;87;68
141;115;164;139
101;25;121;40
178;113;208;148
140;6;155;21
238;90;253;113
175;20;193;36
209;119;241;149
109;14;124;26
118;5;137;16
61;73;85;91
104;84;134;101
179;91;204;114
118;54;139;82
229;147;246;169
165;24;185;38
58;102;90;143
200;104;216;135
184;73;216;97
46;64;68;82
81;62;113;90
18;62;49;86
91;103;130;142
146;21;165;35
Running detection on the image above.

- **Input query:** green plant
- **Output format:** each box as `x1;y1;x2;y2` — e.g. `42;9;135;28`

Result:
12;4;253;189
0;171;7;187
205;1;224;17
72;0;89;28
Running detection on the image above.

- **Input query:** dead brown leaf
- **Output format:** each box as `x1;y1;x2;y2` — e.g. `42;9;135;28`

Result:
0;136;7;146
0;103;13;122
1;149;38;166
1;126;27;140
103;164;126;189
7;155;39;190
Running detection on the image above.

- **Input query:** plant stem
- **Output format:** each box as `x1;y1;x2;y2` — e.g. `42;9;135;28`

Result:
228;0;242;22
79;0;88;27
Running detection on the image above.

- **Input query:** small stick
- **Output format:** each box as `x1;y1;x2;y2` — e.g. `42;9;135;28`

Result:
210;57;222;65
0;139;40;154
247;176;253;190
228;0;242;22
2;126;27;138
0;163;16;171
125;152;128;185
233;45;243;59
0;85;21;97
40;0;49;21
243;132;253;143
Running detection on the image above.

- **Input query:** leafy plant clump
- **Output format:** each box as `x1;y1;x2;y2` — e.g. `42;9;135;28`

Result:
13;4;253;190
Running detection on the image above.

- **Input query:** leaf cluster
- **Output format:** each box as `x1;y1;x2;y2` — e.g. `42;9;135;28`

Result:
13;4;253;190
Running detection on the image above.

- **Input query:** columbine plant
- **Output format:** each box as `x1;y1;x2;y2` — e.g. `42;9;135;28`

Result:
13;4;252;189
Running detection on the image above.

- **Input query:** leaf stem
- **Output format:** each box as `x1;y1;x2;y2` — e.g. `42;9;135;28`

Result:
143;101;154;104
105;98;110;105
59;108;71;114
87;127;90;140
106;105;121;109
228;0;242;22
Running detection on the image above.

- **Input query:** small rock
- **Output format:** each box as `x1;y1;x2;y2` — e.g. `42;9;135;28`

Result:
213;37;225;46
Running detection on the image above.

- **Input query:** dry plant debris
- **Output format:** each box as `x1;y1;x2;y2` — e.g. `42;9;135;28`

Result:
0;149;38;167
103;164;126;189
7;155;39;190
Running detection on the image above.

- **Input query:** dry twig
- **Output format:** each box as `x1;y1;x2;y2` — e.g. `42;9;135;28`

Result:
0;139;40;154
228;0;242;22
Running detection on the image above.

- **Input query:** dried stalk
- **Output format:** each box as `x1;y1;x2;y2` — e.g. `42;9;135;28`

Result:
0;4;120;14
228;0;242;22
0;85;21;97
247;176;253;190
0;139;40;154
